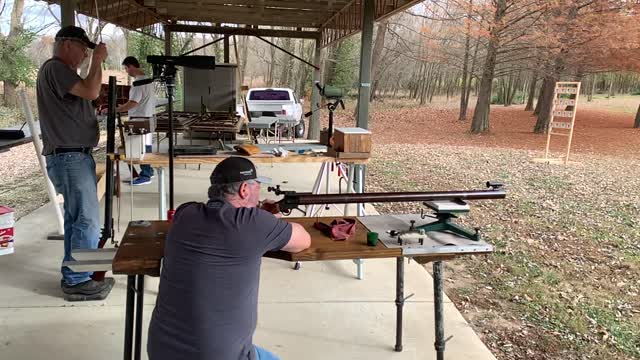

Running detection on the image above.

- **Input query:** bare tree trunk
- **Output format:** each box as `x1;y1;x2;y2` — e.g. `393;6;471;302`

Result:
470;41;497;134
266;37;277;87
635;104;640;128
459;25;471;120
429;71;441;103
525;72;538;111
506;74;519;106
238;36;249;86
607;77;614;98
465;37;480;107
293;39;304;95
296;40;313;97
3;0;25;107
588;74;595;102
503;75;513;106
278;38;293;86
533;79;546;116
419;63;431;105
534;75;557;133
470;0;505;134
369;20;388;102
322;43;336;85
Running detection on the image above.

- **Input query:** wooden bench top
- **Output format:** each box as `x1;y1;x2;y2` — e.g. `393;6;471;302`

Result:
112;217;400;276
113;221;169;276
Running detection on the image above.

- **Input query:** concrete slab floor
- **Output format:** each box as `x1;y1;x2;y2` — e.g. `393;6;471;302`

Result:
0;159;496;360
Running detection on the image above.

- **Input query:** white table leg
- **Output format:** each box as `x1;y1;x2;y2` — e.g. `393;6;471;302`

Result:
354;164;364;280
158;167;166;220
344;164;355;215
307;162;326;217
130;156;135;222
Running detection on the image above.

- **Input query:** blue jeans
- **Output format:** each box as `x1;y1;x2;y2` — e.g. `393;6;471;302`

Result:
46;152;101;286
139;145;154;178
255;346;279;360
139;165;154;178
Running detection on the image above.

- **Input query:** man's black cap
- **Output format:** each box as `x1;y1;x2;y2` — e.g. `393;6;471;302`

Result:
55;26;97;49
210;157;271;185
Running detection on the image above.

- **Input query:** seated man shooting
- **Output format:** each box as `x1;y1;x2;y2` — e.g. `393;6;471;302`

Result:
148;157;311;360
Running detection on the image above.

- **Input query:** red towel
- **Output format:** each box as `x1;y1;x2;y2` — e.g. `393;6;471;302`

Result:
314;218;357;241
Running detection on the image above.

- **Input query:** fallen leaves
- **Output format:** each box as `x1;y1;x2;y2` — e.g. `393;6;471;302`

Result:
368;139;640;359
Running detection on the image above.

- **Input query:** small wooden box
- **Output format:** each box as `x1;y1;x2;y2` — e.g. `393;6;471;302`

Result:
333;127;371;153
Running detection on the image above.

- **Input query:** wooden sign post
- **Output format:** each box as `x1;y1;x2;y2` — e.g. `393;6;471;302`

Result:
538;81;581;164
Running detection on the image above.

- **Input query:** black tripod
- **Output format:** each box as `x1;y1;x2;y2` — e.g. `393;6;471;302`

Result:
92;76;118;282
325;98;344;144
163;65;178;219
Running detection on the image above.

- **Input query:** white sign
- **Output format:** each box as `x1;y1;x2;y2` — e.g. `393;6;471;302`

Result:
553;110;574;118
554;99;576;106
551;122;572;129
556;87;578;94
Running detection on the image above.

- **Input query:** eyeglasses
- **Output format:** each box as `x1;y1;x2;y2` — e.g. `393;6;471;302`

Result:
61;38;89;54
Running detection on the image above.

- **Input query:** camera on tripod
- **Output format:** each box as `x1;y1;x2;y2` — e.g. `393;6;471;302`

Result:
133;55;216;87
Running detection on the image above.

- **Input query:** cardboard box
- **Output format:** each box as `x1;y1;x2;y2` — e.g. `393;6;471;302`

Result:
333;127;371;153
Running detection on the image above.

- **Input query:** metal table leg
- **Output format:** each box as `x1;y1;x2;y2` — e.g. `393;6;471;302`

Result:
307;162;327;218
395;257;405;352
123;275;135;360
355;164;364;279
294;162;328;271
158;167;166;220
324;160;330;195
433;261;446;360
344;164;355;215
134;275;145;360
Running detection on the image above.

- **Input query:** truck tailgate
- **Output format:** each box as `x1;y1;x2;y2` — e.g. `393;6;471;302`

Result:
248;101;295;117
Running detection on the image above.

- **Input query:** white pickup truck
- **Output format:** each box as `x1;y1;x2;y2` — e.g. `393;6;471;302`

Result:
246;88;305;138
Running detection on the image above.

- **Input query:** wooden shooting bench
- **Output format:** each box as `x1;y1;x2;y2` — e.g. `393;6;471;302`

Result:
113;215;494;360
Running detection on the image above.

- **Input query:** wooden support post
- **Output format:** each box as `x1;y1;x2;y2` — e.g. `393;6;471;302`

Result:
61;0;77;27
356;0;374;130
164;27;172;56
223;35;230;63
308;39;322;140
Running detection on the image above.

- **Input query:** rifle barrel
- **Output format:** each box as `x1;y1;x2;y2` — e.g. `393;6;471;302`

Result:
285;189;506;206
